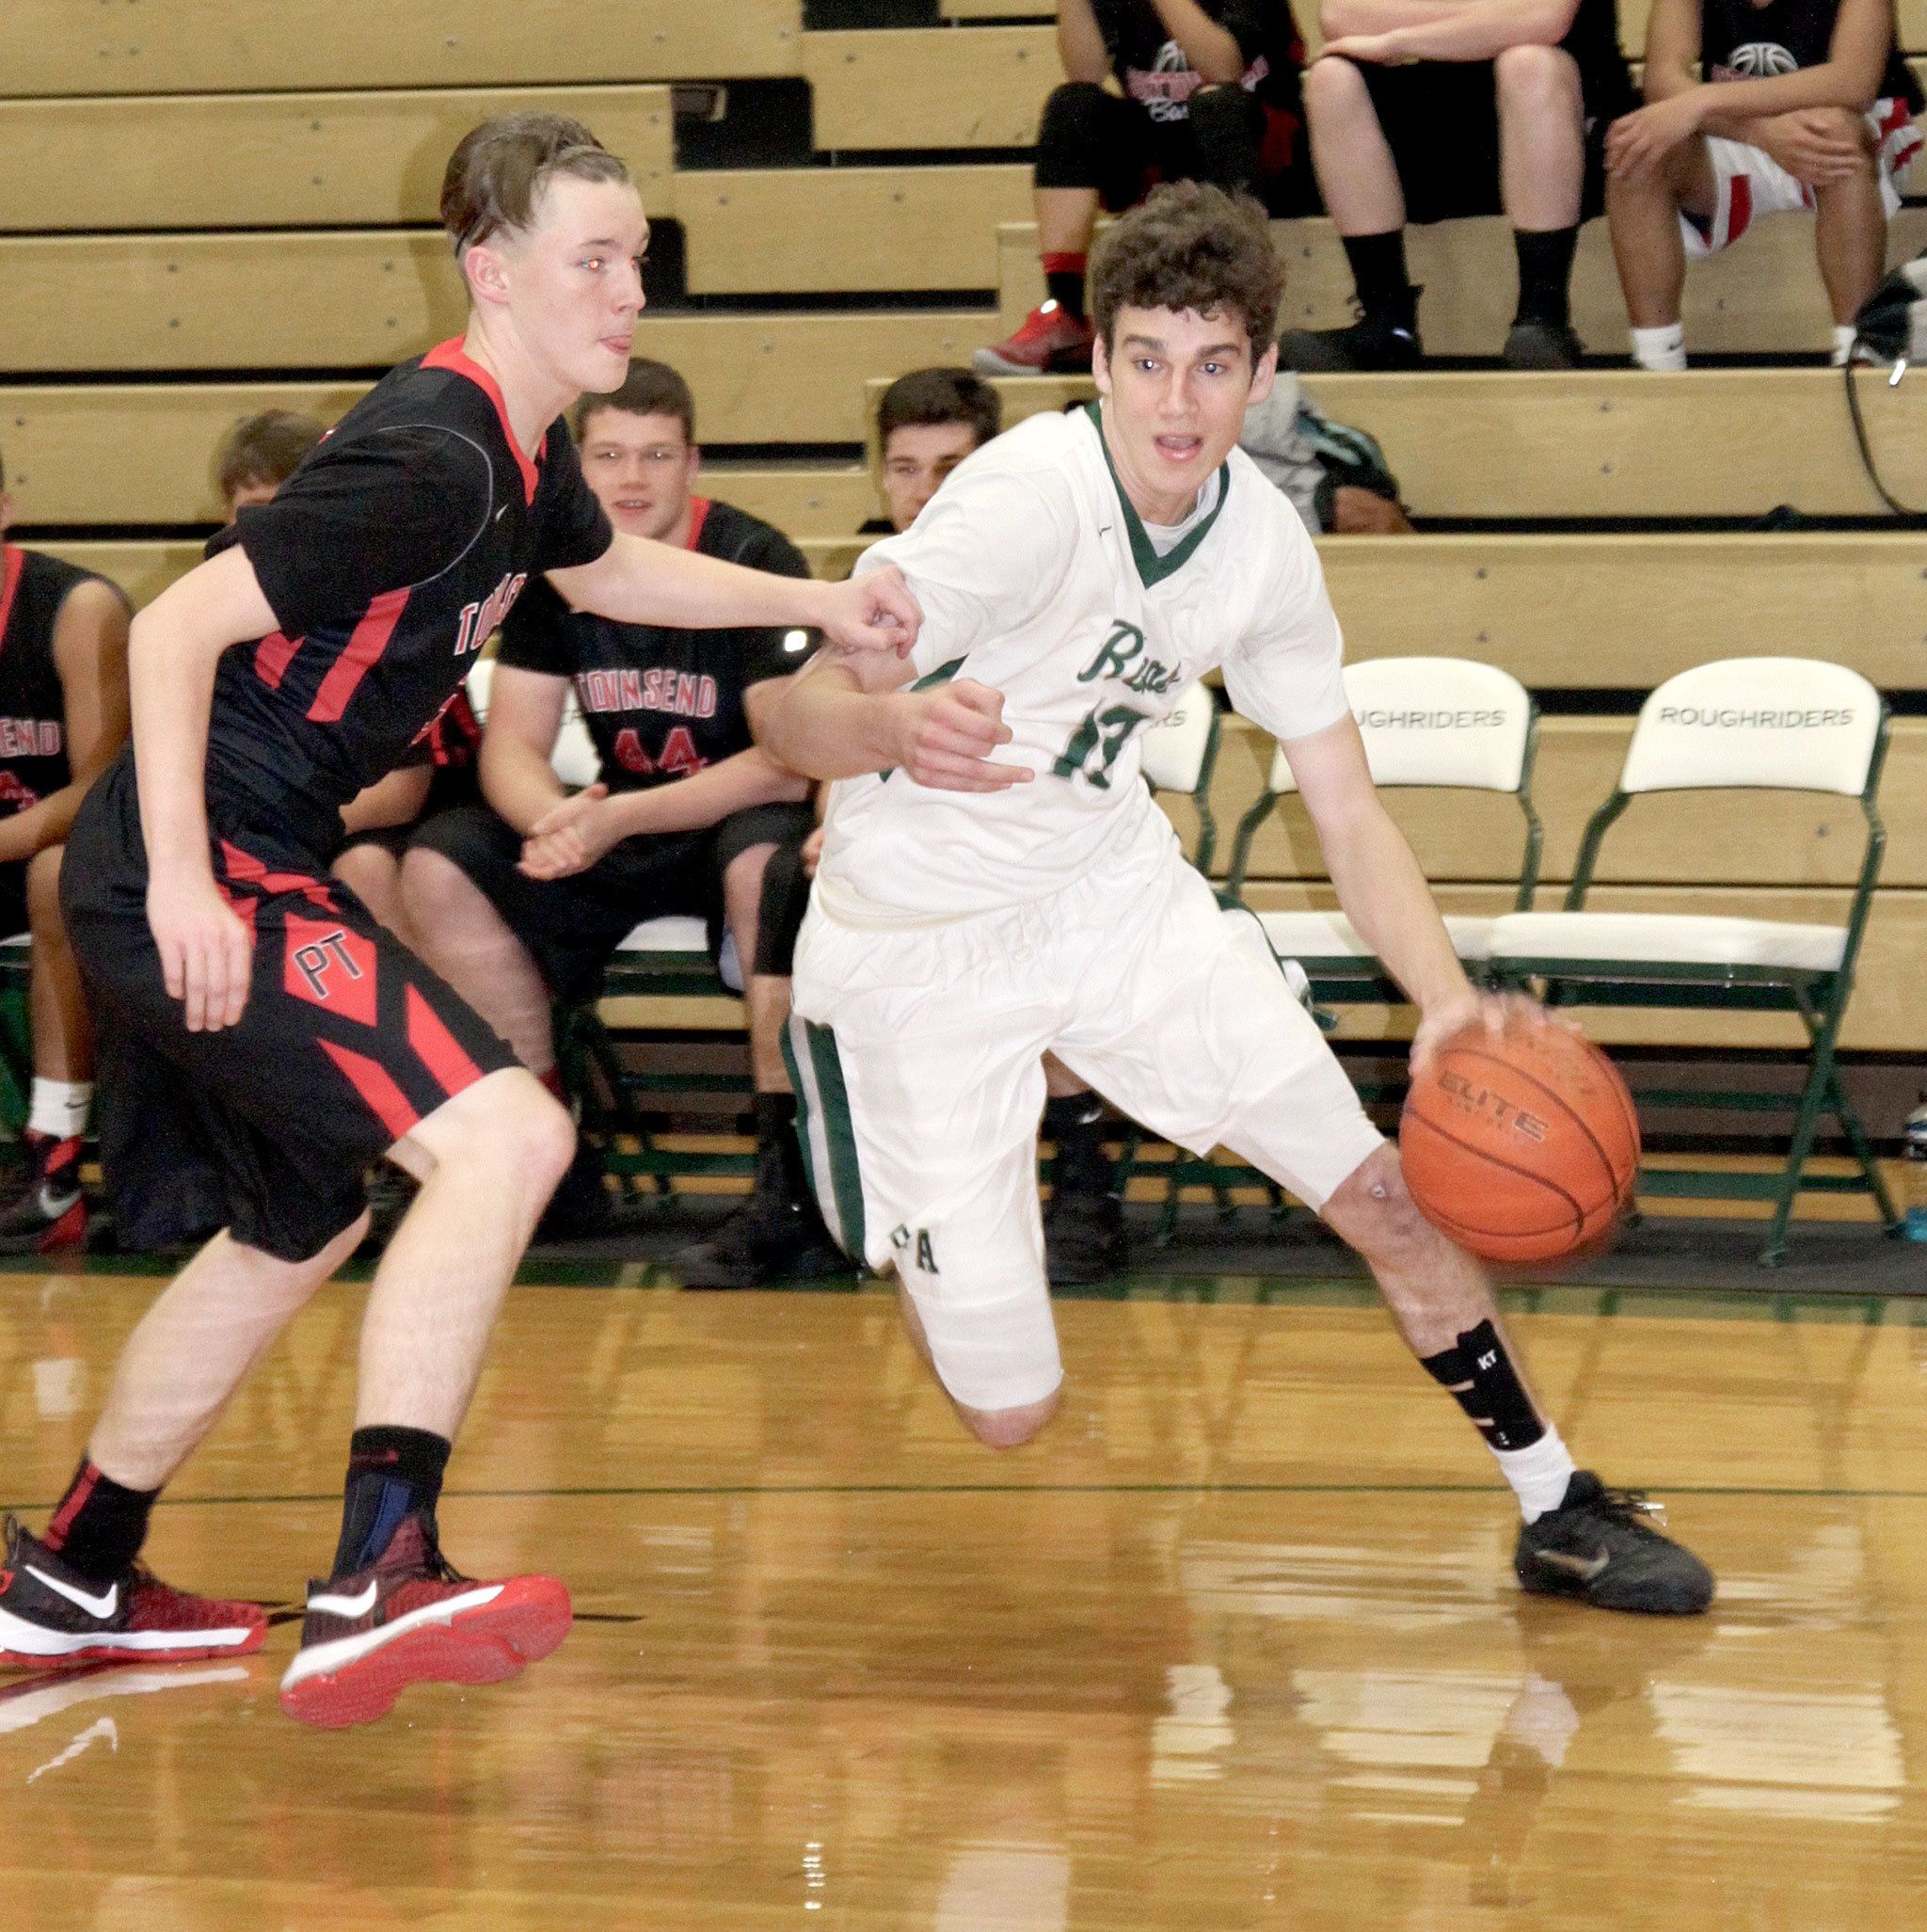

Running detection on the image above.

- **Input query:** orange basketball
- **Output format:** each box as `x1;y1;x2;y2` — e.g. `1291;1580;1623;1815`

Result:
1400;1022;1640;1264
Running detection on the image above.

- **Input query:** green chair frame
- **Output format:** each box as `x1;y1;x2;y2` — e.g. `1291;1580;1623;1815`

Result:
1483;662;1894;1267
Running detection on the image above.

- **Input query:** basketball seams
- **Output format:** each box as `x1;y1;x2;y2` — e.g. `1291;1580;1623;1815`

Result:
1401;1109;1585;1240
1441;1042;1623;1203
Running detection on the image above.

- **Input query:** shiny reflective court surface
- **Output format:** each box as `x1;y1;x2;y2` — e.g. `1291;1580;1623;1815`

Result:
7;1272;1927;1929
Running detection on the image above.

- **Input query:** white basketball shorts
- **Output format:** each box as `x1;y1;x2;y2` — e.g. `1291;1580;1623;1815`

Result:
1682;95;1920;258
786;811;1385;1413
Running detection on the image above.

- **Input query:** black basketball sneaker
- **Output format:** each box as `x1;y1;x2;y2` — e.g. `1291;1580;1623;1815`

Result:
279;1511;571;1729
0;1515;265;1667
1516;1472;1714;1615
0;1130;86;1253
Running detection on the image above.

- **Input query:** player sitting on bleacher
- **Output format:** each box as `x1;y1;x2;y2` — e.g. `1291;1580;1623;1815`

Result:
977;0;1314;377
216;409;483;944
1604;0;1921;368
0;445;130;1253
1281;0;1635;370
402;358;836;1269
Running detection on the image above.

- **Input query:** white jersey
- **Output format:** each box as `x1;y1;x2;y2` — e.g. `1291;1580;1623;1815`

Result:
814;403;1347;927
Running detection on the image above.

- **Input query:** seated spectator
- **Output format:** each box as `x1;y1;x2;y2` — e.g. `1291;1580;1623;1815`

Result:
977;0;1313;375
0;445;131;1251
401;359;832;1269
865;368;1004;535
215;407;482;939
1239;373;1414;530
1280;0;1634;371
1604;0;1921;369
214;408;326;517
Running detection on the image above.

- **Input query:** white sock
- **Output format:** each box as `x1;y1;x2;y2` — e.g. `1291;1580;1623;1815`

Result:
1830;323;1858;367
28;1078;91;1142
1630;322;1686;372
1492;1426;1577;1523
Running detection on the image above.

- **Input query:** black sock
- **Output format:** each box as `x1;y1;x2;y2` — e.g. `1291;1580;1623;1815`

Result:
1419;1320;1546;1452
1340;231;1414;327
331;1426;451;1579
1512;225;1577;327
756;1091;806;1197
1044;1093;1113;1197
1043;250;1089;321
40;1458;159;1584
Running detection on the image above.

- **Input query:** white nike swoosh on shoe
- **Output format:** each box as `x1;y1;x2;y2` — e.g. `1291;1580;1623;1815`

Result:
24;1563;118;1620
36;1185;81;1219
1537;1548;1610;1582
308;1580;380;1619
280;1582;506;1688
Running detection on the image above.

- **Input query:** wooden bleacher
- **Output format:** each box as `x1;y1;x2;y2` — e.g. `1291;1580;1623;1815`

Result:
7;3;1927;1129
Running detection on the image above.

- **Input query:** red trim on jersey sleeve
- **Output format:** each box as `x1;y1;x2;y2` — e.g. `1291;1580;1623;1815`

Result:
684;498;712;551
406;984;486;1101
318;1038;421;1141
254;631;302;689
421;336;540;505
0;548;23;651
306;586;409;725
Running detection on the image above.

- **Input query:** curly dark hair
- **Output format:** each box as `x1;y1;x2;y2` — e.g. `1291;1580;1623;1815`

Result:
1089;182;1282;369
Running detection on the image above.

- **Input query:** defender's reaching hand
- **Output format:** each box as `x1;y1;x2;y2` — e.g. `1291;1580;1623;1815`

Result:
817;566;923;657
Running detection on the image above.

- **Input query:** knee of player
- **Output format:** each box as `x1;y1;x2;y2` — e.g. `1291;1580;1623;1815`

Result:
1040;78;1111;137
1492;41;1579;106
1812;108;1878;171
397;845;472;934
483;1069;577;1184
960;1388;1061;1449
1325;1145;1435;1264
1303;55;1371;113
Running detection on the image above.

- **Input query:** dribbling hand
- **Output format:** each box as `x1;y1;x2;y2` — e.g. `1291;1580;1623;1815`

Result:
1409;988;1574;1078
894;679;1033;792
818;566;923;658
148;859;252;1033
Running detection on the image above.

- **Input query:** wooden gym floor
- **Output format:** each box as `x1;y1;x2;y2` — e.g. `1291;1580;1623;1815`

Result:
5;1265;1927;1929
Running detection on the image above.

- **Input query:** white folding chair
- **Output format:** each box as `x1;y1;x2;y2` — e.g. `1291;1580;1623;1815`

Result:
1483;656;1892;1264
1227;657;1541;1002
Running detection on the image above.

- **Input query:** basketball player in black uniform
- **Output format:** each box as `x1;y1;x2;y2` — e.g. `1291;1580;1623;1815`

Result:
1605;0;1919;367
405;355;840;1284
0;114;917;1727
0;463;131;1253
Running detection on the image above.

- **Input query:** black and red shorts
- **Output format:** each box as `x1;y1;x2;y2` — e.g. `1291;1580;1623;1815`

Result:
63;752;518;1262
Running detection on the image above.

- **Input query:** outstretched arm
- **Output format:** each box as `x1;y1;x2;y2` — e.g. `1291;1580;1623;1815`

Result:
548;535;921;660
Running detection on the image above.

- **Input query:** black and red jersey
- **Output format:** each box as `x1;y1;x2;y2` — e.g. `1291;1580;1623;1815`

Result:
0;547;122;819
1701;0;1920;106
1093;0;1306;118
203;337;613;856
496;497;814;791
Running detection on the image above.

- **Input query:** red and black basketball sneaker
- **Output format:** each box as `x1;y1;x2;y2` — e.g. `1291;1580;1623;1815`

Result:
0;1131;86;1253
279;1512;571;1729
0;1515;265;1668
972;300;1096;376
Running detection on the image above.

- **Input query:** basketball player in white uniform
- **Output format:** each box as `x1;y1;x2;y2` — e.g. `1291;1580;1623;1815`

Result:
751;184;1712;1616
